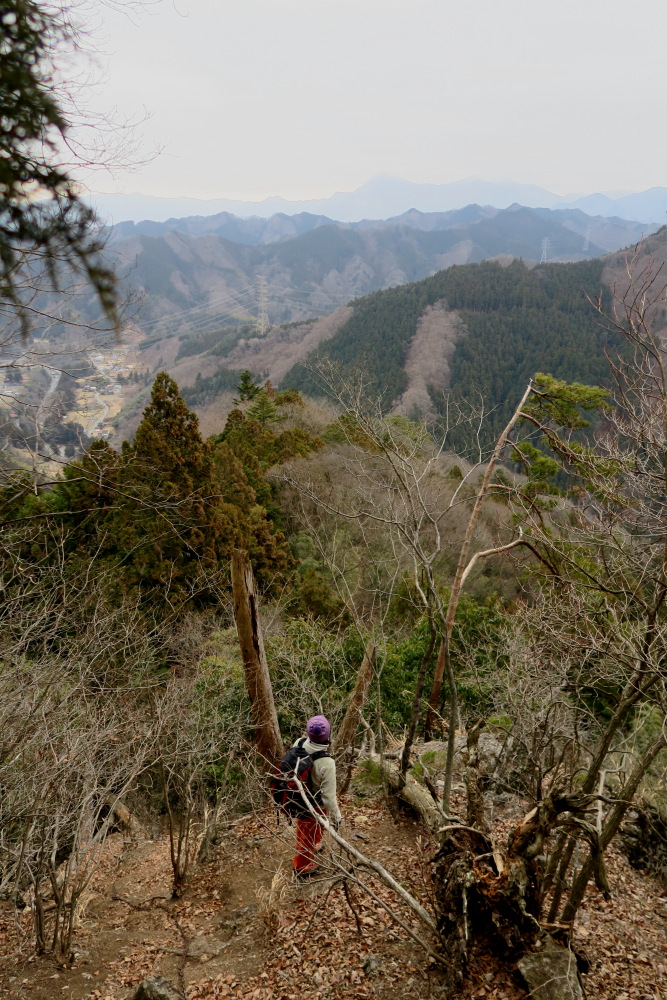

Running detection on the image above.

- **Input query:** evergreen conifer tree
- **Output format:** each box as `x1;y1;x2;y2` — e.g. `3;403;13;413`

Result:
1;0;117;334
116;373;237;601
246;388;280;427
233;369;261;405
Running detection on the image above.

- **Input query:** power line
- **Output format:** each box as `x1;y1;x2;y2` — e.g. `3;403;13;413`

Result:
130;286;259;335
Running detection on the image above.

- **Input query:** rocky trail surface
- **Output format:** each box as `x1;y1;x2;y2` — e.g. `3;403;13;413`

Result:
0;787;666;1000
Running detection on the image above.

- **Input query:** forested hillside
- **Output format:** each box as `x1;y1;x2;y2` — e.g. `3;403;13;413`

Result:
106;238;658;449
5;209;652;455
283;257;620;440
97;204;645;336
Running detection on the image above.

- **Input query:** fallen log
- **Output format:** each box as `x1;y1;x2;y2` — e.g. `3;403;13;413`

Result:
105;797;146;839
369;753;443;837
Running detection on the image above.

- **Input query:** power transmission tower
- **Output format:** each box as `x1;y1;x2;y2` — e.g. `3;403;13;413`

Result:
540;238;551;264
256;276;269;337
582;226;590;253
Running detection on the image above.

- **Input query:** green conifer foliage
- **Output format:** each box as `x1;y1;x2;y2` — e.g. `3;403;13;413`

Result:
246;389;280;427
233;369;261;404
129;372;211;489
117;373;242;599
211;391;323;583
1;1;117;333
215;407;322;506
112;374;304;601
1;375;312;620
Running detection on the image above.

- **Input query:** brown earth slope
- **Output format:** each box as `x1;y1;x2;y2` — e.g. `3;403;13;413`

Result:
1;785;665;1000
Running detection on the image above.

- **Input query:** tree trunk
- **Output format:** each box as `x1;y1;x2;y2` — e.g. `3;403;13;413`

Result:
334;639;376;793
370;753;442;836
400;624;436;781
546;673;651;922
231;548;283;768
464;722;489;834
423;641;444;739
560;733;667;923
370;753;601;991
432;790;593;991
426;381;535;810
105;797;146;839
333;639;376;755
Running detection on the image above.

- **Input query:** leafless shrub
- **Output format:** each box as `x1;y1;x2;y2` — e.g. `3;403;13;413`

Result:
151;641;250;897
0;656;156;961
278;360;531;811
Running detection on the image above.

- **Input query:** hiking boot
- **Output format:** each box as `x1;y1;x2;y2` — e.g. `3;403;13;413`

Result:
293;864;320;881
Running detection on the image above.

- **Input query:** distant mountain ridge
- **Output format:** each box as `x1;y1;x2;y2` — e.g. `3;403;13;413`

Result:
101;204;652;345
109;211;335;245
102;224;667;448
108;203;652;256
90;175;667;226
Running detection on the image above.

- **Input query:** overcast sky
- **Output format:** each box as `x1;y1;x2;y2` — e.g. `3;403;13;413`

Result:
82;0;667;201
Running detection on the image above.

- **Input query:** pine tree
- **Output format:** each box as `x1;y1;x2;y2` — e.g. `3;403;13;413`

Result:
246;388;280;427
233;369;261;405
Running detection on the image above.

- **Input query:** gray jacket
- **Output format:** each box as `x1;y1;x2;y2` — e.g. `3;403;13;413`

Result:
294;737;342;824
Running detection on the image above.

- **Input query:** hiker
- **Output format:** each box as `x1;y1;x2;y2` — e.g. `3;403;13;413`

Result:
292;715;342;877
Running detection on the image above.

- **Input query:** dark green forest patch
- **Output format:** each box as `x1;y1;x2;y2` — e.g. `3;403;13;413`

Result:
282;258;620;445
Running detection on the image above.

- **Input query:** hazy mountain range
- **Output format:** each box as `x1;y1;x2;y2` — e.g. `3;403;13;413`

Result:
90;175;667;225
176;227;667;450
88;203;661;446
102;203;653;341
18;202;665;454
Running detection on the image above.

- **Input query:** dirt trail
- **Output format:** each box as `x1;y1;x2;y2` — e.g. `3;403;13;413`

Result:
1;789;666;1000
0;794;444;1000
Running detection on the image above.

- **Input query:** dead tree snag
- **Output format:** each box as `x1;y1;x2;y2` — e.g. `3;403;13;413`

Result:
231;548;283;767
431;790;605;989
334;639;376;755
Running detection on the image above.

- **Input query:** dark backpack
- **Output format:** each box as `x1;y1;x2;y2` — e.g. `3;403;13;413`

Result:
270;737;329;821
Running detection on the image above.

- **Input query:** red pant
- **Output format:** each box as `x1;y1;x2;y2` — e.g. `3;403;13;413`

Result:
293;816;323;871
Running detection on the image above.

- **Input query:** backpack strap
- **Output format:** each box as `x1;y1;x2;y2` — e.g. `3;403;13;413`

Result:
309;748;329;763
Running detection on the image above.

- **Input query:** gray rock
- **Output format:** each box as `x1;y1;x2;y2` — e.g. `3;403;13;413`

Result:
363;955;380;975
477;732;504;772
189;935;226;959
518;937;585;1000
133;976;183;1000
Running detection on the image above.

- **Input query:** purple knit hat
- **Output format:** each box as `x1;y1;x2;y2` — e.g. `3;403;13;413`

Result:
306;715;331;744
